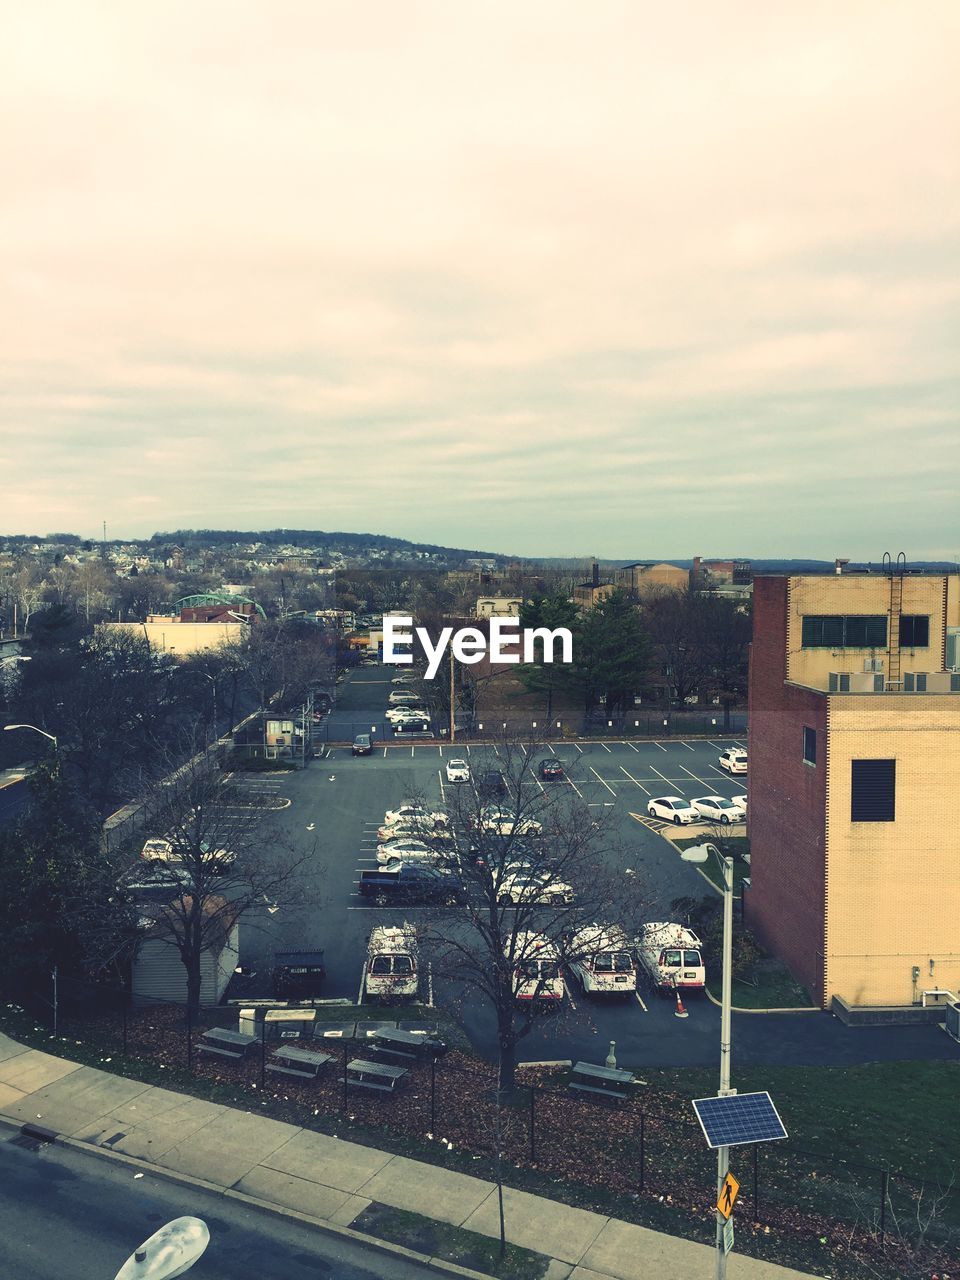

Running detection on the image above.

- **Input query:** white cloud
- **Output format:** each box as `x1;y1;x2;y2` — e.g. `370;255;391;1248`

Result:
0;1;957;555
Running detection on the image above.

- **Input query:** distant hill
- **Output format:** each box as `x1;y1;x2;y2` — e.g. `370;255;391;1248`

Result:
147;528;505;561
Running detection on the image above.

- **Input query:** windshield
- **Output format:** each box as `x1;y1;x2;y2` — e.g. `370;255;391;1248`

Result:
392;956;414;975
662;949;682;967
684;950;702;966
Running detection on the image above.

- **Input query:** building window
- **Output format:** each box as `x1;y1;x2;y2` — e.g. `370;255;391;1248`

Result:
801;615;887;648
802;727;817;765
851;759;896;822
899;615;929;648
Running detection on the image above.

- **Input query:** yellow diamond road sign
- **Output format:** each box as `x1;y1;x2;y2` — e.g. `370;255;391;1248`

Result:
717;1172;740;1220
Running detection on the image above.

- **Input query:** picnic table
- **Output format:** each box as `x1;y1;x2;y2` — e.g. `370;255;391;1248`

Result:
568;1060;636;1101
346;1058;408;1093
197;1027;258;1061
368;1027;447;1062
266;1045;333;1080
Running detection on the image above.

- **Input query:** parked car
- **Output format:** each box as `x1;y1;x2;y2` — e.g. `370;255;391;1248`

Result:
352;734;373;756
384;803;448;827
497;873;573;906
691;795;746;824
635;922;705;991
271;950;327;999
388;690;423;706
477;769;507;798
385;706;427;723
646;796;699;825
733;793;747;814
478;806;543;837
359;861;464;906
364;925;419;1001
509;932;564;1003
445;758;470;783
566;924;637;997
388;710;431;731
140;836;236;871
377;819;453;844
391;673;420;685
538;758;564;781
375;838;441;865
718;748;748;775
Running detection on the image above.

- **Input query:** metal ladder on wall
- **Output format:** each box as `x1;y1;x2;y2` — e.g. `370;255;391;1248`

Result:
883;551;906;687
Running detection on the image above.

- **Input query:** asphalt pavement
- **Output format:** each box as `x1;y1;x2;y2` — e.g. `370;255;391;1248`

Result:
231;668;959;1071
0;1122;439;1280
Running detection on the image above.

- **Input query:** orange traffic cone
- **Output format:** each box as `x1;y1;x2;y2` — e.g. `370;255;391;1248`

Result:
674;989;689;1018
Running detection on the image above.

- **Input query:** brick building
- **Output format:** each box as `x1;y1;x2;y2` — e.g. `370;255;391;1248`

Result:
747;571;960;1011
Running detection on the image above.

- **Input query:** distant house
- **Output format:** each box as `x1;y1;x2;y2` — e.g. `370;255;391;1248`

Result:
475;597;523;619
573;563;615;609
132;895;238;1007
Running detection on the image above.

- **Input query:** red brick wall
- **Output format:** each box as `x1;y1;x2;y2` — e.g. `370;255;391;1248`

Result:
746;578;829;1005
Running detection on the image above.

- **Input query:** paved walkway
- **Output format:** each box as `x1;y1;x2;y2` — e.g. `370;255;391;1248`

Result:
0;1032;815;1280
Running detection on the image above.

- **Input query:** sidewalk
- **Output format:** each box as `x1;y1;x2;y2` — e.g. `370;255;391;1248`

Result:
0;1032;815;1280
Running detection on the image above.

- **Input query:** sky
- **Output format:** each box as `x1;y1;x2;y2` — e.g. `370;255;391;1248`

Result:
1;2;958;560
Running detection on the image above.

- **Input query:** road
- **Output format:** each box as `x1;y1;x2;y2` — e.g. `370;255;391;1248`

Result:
229;667;959;1070
0;1125;438;1280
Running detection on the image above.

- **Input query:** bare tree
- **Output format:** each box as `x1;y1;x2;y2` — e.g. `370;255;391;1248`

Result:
394;734;647;1091
108;755;317;1016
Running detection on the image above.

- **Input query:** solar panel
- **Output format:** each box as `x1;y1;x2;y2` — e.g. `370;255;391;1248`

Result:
692;1092;787;1149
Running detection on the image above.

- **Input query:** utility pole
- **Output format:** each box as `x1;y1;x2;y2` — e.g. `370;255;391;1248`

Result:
715;852;735;1280
449;648;456;742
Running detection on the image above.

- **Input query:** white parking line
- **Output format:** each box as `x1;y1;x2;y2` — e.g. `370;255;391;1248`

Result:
679;763;712;789
653;741;667;752
564;980;577;1010
650;764;683;793
589;767;616;796
634;991;648;1011
679;741;696;751
708;763;732;779
619;765;652;795
599;742;612;753
574;743;583;753
565;775;585;799
548;743;558;756
427;962;434;1006
383;746;388;757
356;962;367;1006
625;741;640;752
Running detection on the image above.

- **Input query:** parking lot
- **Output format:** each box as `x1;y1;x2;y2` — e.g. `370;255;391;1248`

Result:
237;669;958;1070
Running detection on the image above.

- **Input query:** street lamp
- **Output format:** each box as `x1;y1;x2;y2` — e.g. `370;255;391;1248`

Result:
681;841;735;1279
3;722;58;750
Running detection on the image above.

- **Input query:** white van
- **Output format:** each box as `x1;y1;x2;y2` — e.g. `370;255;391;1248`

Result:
635;922;705;992
364;925;419;1002
508;932;564;1003
566;924;637;997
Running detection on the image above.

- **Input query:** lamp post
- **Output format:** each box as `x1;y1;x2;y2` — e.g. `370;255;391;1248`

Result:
681;841;735;1279
3;722;57;751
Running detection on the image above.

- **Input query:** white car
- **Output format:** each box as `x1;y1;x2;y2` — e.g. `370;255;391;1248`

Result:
691;795;747;825
391;673;420;685
479;807;543;837
647;796;699;825
375;839;440;865
387;709;431;730
718;748;748;775
385;706;427;723
732;793;747;814
377;820;452;843
388;690;423;706
497;873;573;907
445;758;470;783
141;836;236;870
384;803;448;827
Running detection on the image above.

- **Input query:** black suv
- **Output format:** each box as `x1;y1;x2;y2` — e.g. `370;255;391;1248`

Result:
478;769;507;798
352;734;373;756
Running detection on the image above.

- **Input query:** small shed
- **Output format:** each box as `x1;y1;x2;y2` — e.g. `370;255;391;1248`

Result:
131;894;239;1007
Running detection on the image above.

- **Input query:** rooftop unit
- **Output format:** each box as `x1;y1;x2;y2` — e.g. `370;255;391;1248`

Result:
902;672;960;693
828;672;884;693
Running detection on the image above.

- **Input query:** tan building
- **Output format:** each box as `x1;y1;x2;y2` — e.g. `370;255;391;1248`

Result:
748;570;960;1012
101;616;246;656
476;597;523;618
615;562;689;595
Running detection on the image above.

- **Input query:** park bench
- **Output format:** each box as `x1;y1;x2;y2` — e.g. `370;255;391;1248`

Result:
346;1058;408;1093
568;1061;635;1101
266;1045;333;1080
368;1027;447;1063
197;1027;258;1062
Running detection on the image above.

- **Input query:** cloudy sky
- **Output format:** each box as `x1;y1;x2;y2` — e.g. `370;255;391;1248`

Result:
2;2;958;559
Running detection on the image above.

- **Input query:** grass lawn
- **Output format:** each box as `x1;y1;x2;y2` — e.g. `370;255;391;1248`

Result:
706;960;813;1009
354;1203;549;1280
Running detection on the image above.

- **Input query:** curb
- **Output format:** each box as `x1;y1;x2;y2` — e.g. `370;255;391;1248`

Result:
703;987;819;1015
3;1119;500;1280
